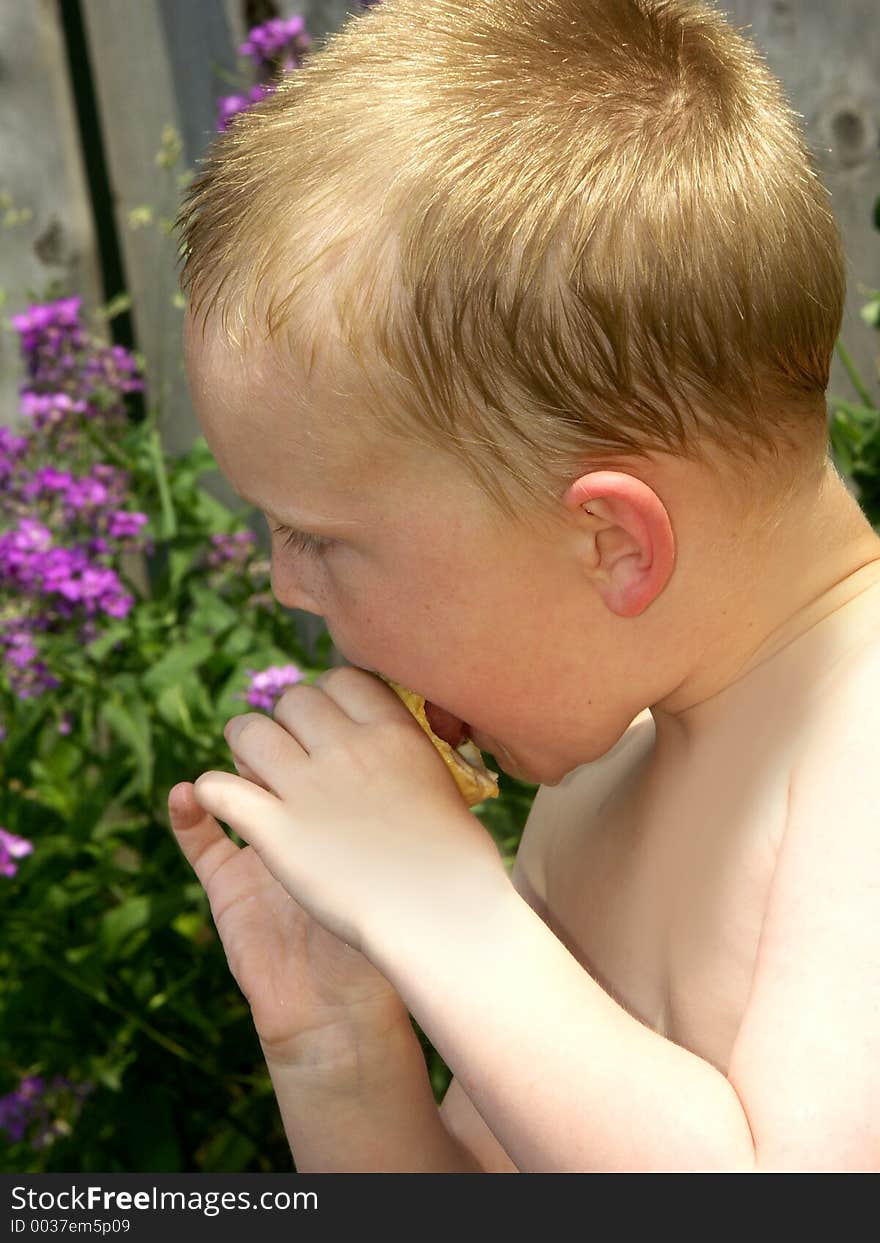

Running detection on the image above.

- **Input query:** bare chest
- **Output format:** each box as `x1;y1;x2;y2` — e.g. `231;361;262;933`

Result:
542;722;795;1076
532;564;880;1077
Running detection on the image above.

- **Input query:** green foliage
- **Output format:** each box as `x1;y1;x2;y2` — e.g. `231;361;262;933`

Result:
0;383;536;1174
828;195;880;530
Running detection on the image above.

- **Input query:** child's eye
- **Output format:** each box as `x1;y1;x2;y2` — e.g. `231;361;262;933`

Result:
271;523;333;557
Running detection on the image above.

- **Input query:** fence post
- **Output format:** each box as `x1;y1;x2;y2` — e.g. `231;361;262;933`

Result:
0;0;103;429
78;0;217;461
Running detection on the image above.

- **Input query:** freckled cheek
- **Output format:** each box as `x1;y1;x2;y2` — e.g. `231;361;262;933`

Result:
326;581;419;670
269;553;334;613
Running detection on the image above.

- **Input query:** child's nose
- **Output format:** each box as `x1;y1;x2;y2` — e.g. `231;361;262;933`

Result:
269;563;324;617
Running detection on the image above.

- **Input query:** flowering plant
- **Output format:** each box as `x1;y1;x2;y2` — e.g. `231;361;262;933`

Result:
0;290;533;1171
216;3;382;131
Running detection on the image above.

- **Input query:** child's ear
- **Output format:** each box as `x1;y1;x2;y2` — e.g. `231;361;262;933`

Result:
563;471;676;618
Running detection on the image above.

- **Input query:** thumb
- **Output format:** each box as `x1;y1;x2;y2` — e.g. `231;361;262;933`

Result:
167;780;241;888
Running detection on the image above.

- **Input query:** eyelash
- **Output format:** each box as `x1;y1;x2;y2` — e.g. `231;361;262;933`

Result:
271;523;333;557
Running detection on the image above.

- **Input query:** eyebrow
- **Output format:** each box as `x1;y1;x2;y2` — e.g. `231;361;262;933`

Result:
236;493;366;530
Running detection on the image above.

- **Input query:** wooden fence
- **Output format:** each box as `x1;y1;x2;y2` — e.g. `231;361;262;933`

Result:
2;0;878;532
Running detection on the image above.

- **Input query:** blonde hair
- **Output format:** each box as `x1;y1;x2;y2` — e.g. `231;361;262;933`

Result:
176;0;845;527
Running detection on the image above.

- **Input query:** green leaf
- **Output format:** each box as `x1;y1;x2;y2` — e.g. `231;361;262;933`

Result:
37;737;81;782
167;545;197;596
93;292;133;323
173;434;217;483
221;625;262;660
100;896;152;955
830;433;854;478
171;912;205;943
155;674;215;738
142;635;215;698
831;409;864;450
191;488;236;530
100;697;154;796
85;622;131;664
830;400;879;428
188;580;239;636
27;762;76;818
198;1123;257;1173
860;296;880;329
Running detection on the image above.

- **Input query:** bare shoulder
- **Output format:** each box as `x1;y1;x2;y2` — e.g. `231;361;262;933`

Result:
793;625;880;762
511;708;656;911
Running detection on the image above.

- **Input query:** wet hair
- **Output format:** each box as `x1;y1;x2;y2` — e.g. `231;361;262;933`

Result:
176;0;844;527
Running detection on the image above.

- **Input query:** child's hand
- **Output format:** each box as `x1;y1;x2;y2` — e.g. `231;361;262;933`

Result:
167;780;407;1069
189;667;510;958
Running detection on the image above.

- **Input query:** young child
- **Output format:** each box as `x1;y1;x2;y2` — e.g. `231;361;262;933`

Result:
166;0;880;1171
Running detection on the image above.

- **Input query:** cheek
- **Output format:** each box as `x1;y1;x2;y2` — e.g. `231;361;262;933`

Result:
318;564;399;658
269;549;335;611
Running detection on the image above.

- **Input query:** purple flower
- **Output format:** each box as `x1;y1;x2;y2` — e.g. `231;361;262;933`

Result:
0;618;60;699
13;296;142;419
239;16;311;67
238;663;305;711
0;1075;93;1148
1;296;151;705
206;528;257;570
19;391;89;432
216;83;275;132
0;828;34;878
65;477;109;511
107;510;149;540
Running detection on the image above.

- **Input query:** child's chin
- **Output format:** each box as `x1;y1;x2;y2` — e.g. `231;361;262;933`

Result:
477;738;543;785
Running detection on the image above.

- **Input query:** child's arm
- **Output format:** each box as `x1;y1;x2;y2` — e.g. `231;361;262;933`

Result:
168;778;485;1172
268;842;548;1174
195;668;874;1172
365;675;880;1174
261;1018;485;1173
365;880;758;1172
194;669;756;1171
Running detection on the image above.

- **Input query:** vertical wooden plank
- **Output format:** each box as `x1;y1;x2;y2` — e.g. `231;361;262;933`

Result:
0;0;103;430
716;0;880;405
157;0;244;172
78;0;197;459
299;0;362;46
79;0;243;465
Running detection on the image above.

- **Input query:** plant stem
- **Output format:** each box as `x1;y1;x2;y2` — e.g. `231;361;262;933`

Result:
29;948;209;1070
79;418;132;468
145;416;178;540
835;341;875;409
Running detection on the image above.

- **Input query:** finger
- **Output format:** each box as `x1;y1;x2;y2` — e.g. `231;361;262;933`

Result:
271;679;358;750
167;780;243;890
192;770;284;864
223;712;309;799
229;749;273;791
303;665;412;726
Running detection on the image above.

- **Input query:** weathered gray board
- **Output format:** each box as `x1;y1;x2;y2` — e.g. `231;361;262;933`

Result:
0;0;104;426
726;0;880;403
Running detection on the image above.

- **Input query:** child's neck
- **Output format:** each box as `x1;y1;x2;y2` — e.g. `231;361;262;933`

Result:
651;466;880;744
